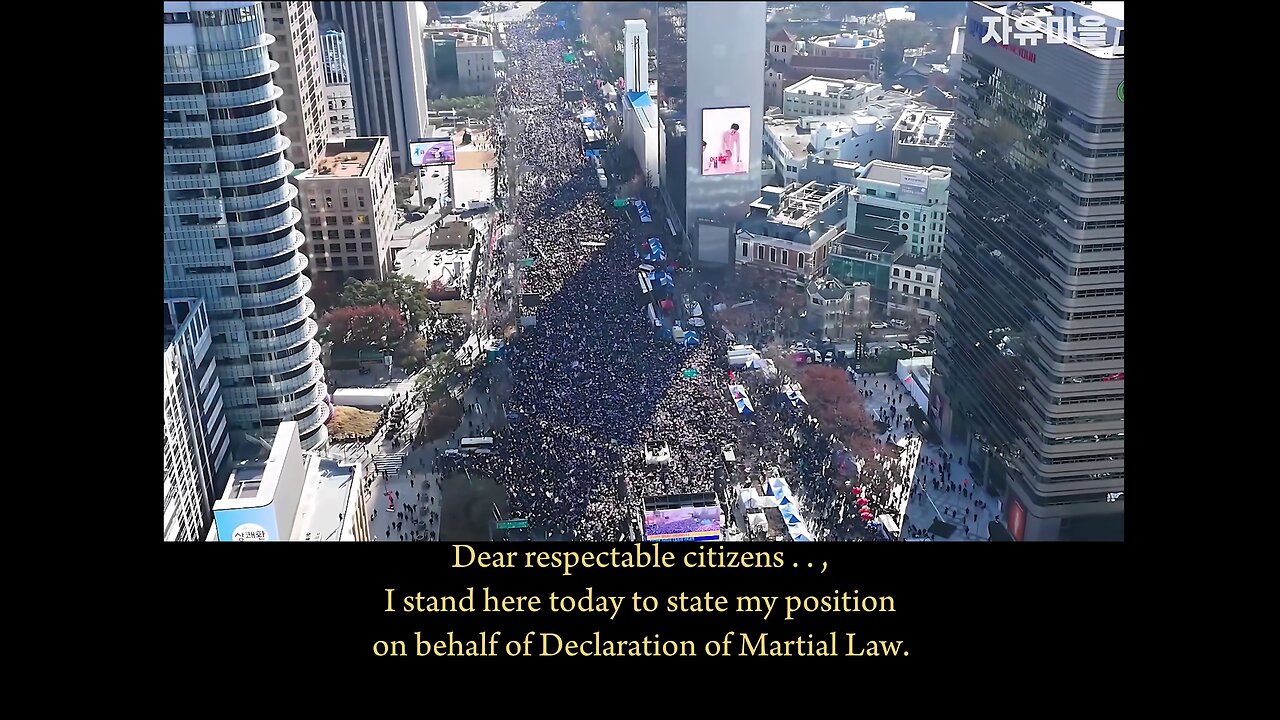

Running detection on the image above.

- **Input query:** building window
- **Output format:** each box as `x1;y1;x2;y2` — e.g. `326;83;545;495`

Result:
812;296;821;305
360;229;371;238
891;281;898;290
363;255;374;265
342;215;354;225
892;268;900;277
344;230;356;239
328;243;341;253
345;243;357;253
361;242;374;252
342;198;349;209
915;272;923;281
308;198;317;209
325;197;333;209
311;231;323;241
769;247;777;263
356;214;368;224
328;230;339;239
742;243;749;258
308;217;321;227
924;288;932;297
926;275;934;284
757;245;765;260
913;286;921;295
781;249;789;266
325;216;337;226
332;257;343;267
358;197;366;208
798;252;806;268
315;257;327;267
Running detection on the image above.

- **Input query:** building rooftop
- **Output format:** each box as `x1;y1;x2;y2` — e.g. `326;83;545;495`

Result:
785;75;878;101
862;159;951;185
893;109;955;148
425;24;493;47
810;32;882;50
759;181;847;228
309;137;384;178
893;254;943;269
292;456;356;542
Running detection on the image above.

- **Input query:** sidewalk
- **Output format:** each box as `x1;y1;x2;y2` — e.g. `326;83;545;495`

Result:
363;365;510;541
853;372;1001;540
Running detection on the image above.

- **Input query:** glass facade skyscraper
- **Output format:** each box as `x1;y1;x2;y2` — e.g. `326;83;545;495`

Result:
935;2;1124;540
164;2;330;451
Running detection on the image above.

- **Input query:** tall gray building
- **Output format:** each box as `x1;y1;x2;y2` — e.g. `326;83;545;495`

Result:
263;1;328;169
935;1;1124;540
164;1;330;452
314;1;430;173
164;298;231;541
681;1;766;267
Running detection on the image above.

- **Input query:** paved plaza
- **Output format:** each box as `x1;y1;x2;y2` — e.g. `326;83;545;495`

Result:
854;371;1002;541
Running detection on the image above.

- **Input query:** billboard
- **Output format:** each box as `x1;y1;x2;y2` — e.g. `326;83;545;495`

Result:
643;505;721;542
213;506;281;542
410;138;456;167
701;107;751;176
898;171;929;205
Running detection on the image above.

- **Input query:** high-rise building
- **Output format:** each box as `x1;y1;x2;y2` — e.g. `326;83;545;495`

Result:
935;1;1124;540
164;298;231;541
623;19;650;94
319;23;359;139
314;1;430;173
263;1;327;168
164;1;330;452
681;1;767;267
296;137;397;289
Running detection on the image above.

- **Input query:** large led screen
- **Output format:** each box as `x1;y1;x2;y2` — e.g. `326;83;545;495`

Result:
701;107;751;176
643;505;721;542
410;138;456;167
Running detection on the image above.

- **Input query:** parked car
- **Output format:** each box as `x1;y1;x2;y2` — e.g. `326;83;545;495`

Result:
889;319;909;328
915;335;932;344
870;321;889;329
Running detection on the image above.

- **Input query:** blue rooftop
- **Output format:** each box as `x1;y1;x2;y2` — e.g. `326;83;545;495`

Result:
627;91;652;107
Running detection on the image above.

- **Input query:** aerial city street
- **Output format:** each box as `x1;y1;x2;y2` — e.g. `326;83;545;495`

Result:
165;1;1124;543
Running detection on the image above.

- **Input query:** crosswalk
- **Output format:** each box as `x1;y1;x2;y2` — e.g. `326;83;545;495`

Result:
373;451;407;477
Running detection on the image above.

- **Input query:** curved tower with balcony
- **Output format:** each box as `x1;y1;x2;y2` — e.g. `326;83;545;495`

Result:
164;1;329;451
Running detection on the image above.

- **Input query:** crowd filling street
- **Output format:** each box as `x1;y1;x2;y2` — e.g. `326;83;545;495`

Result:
360;10;1001;542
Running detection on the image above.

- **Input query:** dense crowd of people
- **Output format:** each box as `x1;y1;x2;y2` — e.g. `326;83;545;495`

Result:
466;17;755;541
457;11;941;542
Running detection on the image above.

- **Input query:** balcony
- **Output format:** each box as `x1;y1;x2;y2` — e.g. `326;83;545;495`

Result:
236;252;307;285
240;274;311;310
243;297;314;331
255;362;323;399
210;109;286;138
258;381;326;421
232;228;304;263
218;156;293;188
214;134;290;163
163;147;216;165
204;83;283;112
227;206;300;238
251;318;319;355
163;121;212;139
252;339;322;376
222;182;296;214
199;54;278;83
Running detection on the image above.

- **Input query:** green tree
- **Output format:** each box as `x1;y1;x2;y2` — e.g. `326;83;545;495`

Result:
337;274;435;333
414;352;462;406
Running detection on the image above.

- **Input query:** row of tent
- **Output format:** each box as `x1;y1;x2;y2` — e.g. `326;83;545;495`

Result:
768;477;813;541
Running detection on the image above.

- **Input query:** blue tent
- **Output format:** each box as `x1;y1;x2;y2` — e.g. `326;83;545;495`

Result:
683;331;701;347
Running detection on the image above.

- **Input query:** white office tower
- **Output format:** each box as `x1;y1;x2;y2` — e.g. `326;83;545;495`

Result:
320;23;358;139
315;1;430;172
164;1;330;452
624;19;650;94
165;298;231;541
